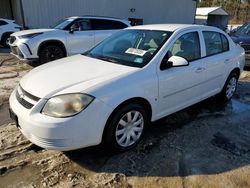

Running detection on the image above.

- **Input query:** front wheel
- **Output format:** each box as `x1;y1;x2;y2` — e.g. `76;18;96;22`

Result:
39;44;65;64
103;103;148;152
218;72;238;101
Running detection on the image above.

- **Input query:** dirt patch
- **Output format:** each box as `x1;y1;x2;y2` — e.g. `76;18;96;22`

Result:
0;54;32;108
0;54;250;187
240;70;250;82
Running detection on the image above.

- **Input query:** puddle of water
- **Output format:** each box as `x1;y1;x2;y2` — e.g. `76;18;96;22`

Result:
243;93;250;102
186;98;250;121
211;132;250;156
230;99;250;114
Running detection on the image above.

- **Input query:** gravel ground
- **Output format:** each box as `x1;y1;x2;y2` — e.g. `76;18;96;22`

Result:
1;51;250;188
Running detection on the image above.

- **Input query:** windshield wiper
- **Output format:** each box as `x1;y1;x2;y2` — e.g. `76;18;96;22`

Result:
82;51;90;56
96;56;119;63
82;53;120;64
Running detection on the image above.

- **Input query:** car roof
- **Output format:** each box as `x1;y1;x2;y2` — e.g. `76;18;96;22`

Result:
0;18;15;23
128;24;221;32
66;15;130;25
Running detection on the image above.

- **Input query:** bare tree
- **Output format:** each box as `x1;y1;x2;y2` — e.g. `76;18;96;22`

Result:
198;0;250;23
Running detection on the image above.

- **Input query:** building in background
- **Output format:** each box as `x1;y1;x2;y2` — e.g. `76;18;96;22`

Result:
0;0;197;29
0;0;13;19
195;7;229;31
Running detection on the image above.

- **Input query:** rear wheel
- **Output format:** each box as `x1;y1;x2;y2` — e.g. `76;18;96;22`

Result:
103;103;148;152
218;72;238;101
39;44;65;64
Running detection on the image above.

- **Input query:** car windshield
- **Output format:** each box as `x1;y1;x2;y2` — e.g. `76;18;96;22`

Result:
85;29;172;68
53;18;73;30
235;22;250;35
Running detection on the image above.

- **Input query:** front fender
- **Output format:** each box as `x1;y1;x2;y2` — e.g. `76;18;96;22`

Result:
26;32;67;57
91;68;159;121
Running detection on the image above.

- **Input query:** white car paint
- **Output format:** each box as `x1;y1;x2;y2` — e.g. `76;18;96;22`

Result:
8;16;130;61
9;24;245;151
0;18;20;46
19;54;138;98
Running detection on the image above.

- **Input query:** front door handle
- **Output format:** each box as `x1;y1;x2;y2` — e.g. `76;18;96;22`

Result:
195;67;205;73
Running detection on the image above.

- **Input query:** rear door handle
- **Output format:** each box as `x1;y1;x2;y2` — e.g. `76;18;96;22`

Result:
195;67;205;73
225;59;230;63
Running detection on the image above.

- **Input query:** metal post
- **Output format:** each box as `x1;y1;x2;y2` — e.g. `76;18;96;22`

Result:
19;0;25;29
9;0;14;19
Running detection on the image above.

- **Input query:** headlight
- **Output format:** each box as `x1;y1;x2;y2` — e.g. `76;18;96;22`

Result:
42;93;94;118
19;32;43;39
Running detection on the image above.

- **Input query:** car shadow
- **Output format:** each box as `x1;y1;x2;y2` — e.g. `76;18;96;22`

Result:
0;46;10;53
244;66;250;71
26;61;42;67
64;90;250;177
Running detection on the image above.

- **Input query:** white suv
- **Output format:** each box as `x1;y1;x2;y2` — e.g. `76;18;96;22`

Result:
0;18;21;47
8;16;131;63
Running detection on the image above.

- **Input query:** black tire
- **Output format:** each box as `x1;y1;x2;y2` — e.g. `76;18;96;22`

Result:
39;44;65;64
103;103;148;152
1;33;11;48
218;72;238;102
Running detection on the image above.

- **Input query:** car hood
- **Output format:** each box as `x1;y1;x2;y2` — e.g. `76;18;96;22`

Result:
20;55;138;99
11;28;55;36
231;34;248;43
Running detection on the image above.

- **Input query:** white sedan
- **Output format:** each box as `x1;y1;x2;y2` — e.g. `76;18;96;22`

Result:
9;24;245;151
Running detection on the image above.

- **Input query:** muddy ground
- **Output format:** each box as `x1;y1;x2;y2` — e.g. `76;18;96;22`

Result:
1;49;250;188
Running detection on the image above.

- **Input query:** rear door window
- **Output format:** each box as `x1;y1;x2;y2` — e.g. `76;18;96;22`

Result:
92;19;128;30
203;31;229;56
221;34;229;52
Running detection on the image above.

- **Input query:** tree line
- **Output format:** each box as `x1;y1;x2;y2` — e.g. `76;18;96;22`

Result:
198;0;250;24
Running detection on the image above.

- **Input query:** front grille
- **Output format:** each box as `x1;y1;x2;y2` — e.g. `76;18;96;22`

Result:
16;86;40;109
19;86;40;102
16;90;34;109
9;36;16;44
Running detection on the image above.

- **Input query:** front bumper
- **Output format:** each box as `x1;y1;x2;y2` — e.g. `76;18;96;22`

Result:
10;44;38;61
10;45;25;59
9;89;114;151
9;37;39;60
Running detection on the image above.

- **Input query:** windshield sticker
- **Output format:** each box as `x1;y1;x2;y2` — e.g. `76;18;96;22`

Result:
125;48;147;56
134;57;143;63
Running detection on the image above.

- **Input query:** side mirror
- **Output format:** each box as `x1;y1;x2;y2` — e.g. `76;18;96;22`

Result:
160;56;189;70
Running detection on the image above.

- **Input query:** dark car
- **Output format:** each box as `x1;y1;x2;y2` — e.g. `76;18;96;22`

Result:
230;21;250;66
